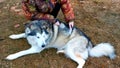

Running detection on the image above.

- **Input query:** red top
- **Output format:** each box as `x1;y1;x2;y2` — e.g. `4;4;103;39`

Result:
22;0;75;23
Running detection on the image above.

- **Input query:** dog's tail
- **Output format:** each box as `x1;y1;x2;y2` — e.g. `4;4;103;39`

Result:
88;42;116;59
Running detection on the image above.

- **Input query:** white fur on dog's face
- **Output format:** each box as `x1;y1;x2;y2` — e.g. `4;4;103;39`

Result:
27;32;49;48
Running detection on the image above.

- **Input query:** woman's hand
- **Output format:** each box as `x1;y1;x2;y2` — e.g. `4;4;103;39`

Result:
69;21;74;34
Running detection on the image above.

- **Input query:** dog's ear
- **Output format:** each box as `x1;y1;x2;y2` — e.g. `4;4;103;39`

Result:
24;22;31;34
25;27;31;34
25;21;37;30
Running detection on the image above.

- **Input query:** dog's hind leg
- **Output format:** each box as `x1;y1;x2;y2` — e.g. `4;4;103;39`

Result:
9;33;26;39
6;46;43;60
74;52;86;68
64;37;89;68
66;49;86;68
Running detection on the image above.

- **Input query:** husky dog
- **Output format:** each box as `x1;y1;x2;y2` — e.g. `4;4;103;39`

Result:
6;20;116;68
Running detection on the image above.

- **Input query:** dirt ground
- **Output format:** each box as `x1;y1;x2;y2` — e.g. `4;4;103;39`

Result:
0;0;120;68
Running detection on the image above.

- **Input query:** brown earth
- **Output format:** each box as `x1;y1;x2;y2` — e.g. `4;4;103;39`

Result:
0;0;120;68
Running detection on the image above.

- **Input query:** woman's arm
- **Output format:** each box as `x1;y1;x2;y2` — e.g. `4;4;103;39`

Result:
60;0;75;23
22;0;33;20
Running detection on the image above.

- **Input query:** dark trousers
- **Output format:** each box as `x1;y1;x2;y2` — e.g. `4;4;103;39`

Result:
50;3;61;18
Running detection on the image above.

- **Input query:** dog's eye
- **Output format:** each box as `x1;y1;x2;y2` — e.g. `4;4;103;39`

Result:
37;36;40;38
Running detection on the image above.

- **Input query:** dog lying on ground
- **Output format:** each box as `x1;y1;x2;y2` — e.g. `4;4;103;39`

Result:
6;19;116;68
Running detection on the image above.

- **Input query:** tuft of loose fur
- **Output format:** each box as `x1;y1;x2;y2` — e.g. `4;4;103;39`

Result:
89;43;116;59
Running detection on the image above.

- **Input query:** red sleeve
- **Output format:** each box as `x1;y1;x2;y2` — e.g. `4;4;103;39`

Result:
60;0;75;23
22;0;33;20
21;0;54;20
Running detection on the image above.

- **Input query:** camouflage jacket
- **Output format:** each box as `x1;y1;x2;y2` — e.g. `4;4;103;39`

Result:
22;0;75;23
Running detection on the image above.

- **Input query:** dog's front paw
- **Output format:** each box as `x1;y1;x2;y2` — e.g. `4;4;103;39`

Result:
6;54;17;60
9;35;19;39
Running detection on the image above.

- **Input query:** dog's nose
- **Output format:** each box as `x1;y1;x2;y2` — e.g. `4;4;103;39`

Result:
42;45;45;48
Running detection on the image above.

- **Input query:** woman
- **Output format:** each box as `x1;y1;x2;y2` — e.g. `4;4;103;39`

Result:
22;0;75;29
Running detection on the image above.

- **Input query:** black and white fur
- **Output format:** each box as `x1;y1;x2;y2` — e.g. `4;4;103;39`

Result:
6;20;116;68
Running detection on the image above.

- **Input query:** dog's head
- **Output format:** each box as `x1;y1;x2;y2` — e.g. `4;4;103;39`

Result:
25;20;53;48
